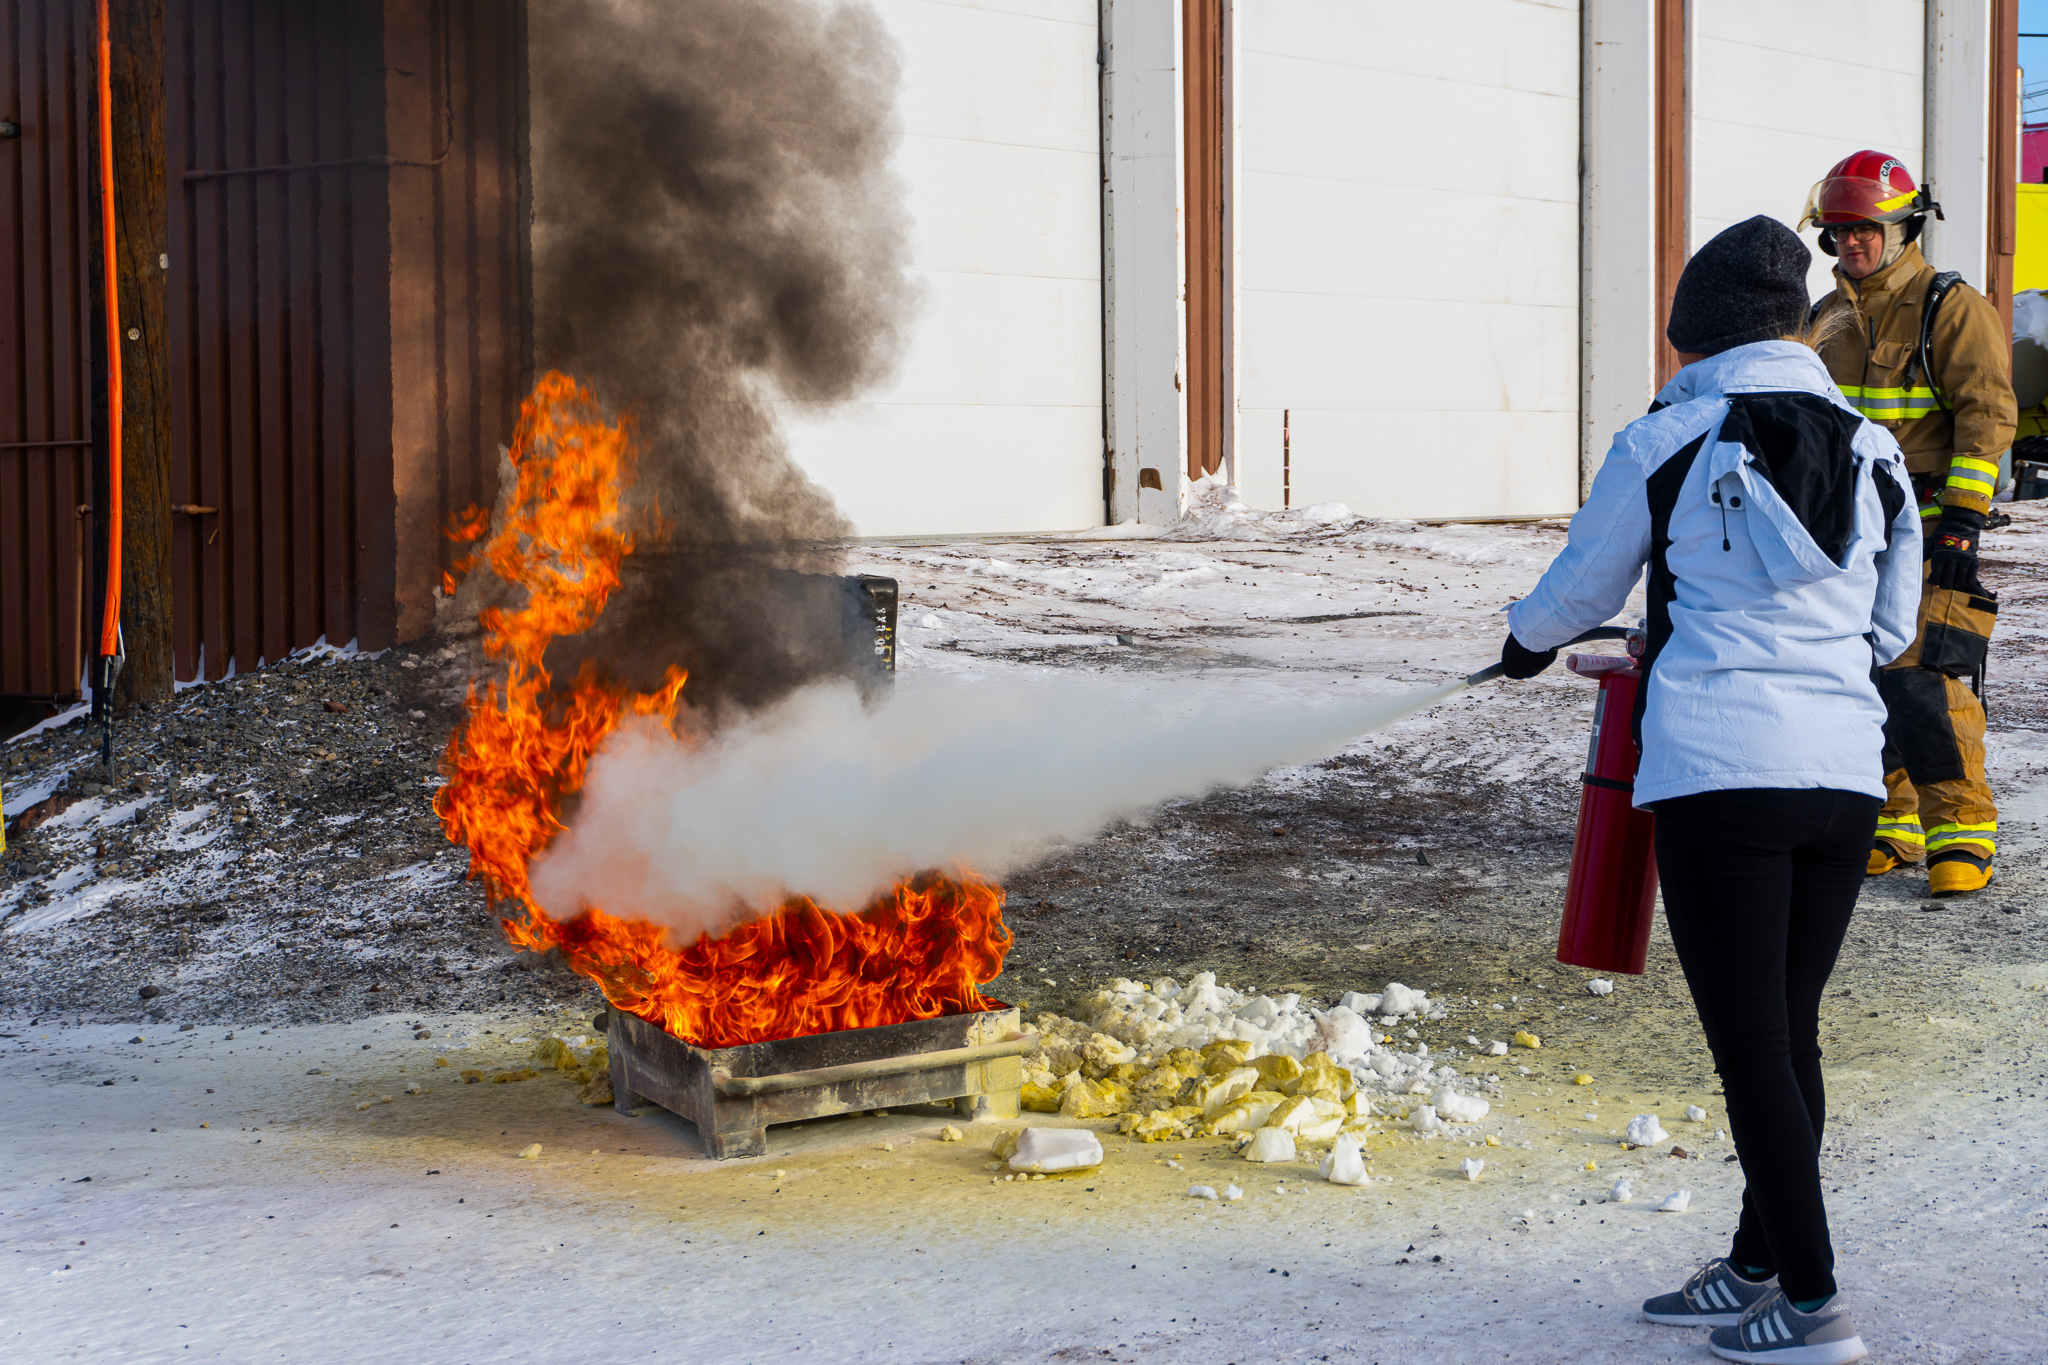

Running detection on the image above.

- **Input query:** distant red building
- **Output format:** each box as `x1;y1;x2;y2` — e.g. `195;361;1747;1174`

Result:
2026;122;2048;183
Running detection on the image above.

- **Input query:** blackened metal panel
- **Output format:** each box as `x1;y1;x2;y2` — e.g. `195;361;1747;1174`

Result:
387;0;530;643
347;0;395;654
0;0;94;699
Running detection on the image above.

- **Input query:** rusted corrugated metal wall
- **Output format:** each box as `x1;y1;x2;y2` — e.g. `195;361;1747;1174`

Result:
163;0;528;681
0;0;95;699
165;0;394;680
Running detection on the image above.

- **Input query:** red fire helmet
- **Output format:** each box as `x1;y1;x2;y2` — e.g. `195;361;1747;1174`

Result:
1798;150;1937;232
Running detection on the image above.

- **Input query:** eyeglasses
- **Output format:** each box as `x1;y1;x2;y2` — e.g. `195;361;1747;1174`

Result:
1829;223;1884;244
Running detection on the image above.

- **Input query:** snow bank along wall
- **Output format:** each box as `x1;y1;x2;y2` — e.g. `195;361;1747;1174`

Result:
520;0;2010;536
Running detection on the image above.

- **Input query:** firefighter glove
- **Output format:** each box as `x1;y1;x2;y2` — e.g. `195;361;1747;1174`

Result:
1499;633;1557;680
1927;507;1985;591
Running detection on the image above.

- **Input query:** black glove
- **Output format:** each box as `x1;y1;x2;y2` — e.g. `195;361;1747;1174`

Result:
1927;507;1985;592
1500;633;1558;680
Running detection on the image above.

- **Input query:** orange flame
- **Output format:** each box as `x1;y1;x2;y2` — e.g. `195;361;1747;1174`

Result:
440;502;491;596
434;371;1010;1048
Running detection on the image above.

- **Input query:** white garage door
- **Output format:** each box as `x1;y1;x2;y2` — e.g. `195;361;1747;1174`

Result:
779;0;1106;537
1232;0;1582;520
1692;1;1926;302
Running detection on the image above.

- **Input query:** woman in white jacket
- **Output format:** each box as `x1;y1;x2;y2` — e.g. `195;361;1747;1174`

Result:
1502;217;1920;1365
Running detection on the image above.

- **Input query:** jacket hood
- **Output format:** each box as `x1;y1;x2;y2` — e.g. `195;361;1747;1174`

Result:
1654;340;1845;408
1648;343;1890;591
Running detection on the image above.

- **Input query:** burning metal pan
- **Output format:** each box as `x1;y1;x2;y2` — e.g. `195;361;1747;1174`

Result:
607;1004;1027;1158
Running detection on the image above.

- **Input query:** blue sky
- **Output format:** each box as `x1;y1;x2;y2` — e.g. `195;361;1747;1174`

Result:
2026;0;2048;124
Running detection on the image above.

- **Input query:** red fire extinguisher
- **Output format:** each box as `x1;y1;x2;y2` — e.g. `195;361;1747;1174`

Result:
1555;648;1659;975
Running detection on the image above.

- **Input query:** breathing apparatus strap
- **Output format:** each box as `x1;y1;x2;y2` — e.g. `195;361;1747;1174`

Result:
1914;270;1963;414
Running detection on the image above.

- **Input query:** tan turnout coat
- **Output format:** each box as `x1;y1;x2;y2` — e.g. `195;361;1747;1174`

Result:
1811;242;2014;518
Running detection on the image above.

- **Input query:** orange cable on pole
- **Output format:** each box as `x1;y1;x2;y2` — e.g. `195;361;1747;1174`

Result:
95;0;123;663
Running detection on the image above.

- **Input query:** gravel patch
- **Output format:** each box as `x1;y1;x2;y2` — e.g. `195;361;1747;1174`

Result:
0;638;602;1026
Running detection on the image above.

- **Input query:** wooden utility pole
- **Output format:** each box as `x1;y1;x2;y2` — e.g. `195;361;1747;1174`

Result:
105;0;172;707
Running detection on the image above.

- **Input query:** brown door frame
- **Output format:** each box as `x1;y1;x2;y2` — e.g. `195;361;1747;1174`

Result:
1989;0;2018;335
1183;0;1225;480
1652;0;1688;391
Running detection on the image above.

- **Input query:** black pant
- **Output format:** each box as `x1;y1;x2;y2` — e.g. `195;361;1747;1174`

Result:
1654;787;1880;1303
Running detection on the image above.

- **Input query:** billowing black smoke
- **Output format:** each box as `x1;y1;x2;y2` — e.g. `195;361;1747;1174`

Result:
526;0;915;716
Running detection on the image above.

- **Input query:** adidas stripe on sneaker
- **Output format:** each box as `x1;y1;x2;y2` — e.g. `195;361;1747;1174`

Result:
1708;1288;1867;1364
1642;1258;1778;1328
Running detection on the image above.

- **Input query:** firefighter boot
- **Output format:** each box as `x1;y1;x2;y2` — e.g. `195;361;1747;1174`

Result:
1928;851;1994;897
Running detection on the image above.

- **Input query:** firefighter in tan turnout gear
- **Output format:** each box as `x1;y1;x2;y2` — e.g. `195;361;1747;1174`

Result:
1800;150;2013;897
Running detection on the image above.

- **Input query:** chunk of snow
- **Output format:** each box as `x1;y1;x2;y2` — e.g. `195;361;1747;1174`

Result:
1009;1127;1103;1174
1432;1087;1490;1124
1409;1105;1442;1134
1320;1134;1369;1186
1380;982;1431;1016
1458;1157;1485;1181
1222;1183;1243;1201
1624;1115;1669;1146
1685;1105;1708;1123
1586;979;1614;996
1338;991;1383;1015
1654;1189;1692;1213
1485;1040;1508;1056
1607;1178;1633;1203
1241;1128;1296;1163
1313;1006;1372;1061
1187;1185;1218;1200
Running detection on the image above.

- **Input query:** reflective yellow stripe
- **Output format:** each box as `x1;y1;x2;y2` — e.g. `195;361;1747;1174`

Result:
1945;456;2000;496
1919;503;1944;519
1925;822;1996;855
1874;190;1917;214
1837;385;1941;420
1876;821;1926;849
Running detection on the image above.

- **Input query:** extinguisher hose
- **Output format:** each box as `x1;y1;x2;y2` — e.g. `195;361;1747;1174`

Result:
1462;626;1631;688
94;0;124;782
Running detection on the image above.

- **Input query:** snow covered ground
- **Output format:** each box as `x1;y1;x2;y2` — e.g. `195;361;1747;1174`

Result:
4;491;2046;1362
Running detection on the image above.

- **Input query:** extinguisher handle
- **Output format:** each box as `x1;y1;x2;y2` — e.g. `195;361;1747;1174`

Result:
1464;626;1631;688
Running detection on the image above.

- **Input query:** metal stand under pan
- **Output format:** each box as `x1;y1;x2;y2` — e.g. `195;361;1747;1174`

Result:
606;1005;1028;1158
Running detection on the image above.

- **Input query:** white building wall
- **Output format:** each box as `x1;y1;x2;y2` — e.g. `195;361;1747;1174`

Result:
1580;0;1657;500
778;0;1107;537
1922;0;1993;289
1229;1;1582;520
1691;1;1927;302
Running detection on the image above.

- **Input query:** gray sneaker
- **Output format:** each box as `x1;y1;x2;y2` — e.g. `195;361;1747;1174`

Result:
1708;1288;1868;1364
1642;1258;1778;1327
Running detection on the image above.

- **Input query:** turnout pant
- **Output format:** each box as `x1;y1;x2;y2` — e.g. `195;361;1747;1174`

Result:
1875;553;1998;864
1653;787;1880;1305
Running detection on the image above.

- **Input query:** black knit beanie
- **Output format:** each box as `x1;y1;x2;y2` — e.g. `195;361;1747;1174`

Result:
1665;215;1813;356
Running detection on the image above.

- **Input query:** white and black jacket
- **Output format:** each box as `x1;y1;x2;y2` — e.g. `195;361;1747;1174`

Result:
1508;341;1922;806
